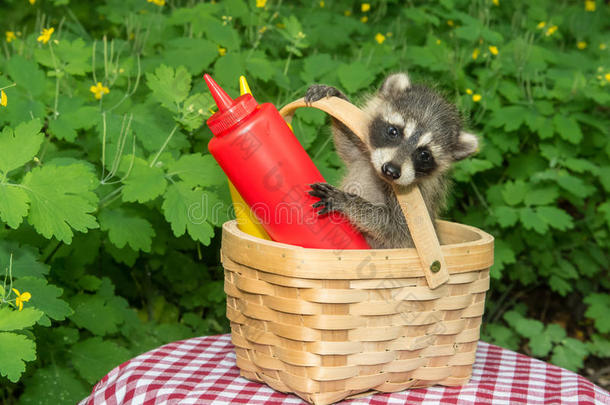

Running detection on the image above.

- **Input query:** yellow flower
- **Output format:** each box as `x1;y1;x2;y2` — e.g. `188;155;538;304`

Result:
585;0;595;11
436;39;441;45
600;43;607;50
29;0;35;4
447;20;454;26
147;0;165;6
492;0;499;5
375;33;386;44
361;3;370;12
6;31;16;43
319;1;324;7
218;47;226;56
344;10;352;16
0;90;7;107
472;94;482;102
545;25;558;37
37;27;54;44
256;0;266;6
90;82;110;100
12;288;31;311
489;45;499;55
472;48;480;60
360;16;368;23
605;73;610;82
466;88;473;95
577;41;587;50
537;21;546;29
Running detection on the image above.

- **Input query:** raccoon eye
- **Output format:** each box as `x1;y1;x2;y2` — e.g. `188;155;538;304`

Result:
417;148;432;162
387;126;400;139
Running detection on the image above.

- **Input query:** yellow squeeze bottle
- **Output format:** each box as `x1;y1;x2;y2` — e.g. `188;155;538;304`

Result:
225;76;270;240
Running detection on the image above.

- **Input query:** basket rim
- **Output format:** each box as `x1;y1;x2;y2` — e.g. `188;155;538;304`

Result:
221;220;494;280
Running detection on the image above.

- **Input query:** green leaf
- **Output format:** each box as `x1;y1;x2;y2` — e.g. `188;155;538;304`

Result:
519;207;548;234
584;294;610;333
529;332;553;357
245;50;275;82
490;240;516;279
524;186;559;206
516;318;544;339
599;201;610;226
483;323;520;351
556;172;594;197
536;206;573;231
71;337;131;384
179;93;214;131
300;53;339;83
146;65;191;112
0;307;43;331
22;164;99;243
492;206;519;228
203;18;241;50
337;62;375;94
6;55;46;97
121;157;168;203
161;38;217;75
19;366;89;405
0;241;49;279
212;53;245;90
47;97;98;142
502;180;528;206
12;277;73;324
99;208;155;252
551;338;588;371
0;185;29;229
553;115;582;144
549;275;572;296
488;106;529;132
598;166;610;192
588;334;610;358
546;323;567;342
70;292;127;336
0;119;44;174
0;332;36;382
162;182;216;245
167;153;225;188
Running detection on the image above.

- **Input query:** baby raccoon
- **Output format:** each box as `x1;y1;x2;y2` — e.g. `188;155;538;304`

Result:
306;73;479;249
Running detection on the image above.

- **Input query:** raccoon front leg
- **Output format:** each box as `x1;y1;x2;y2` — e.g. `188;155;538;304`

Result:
309;182;410;247
304;85;368;163
304;85;349;104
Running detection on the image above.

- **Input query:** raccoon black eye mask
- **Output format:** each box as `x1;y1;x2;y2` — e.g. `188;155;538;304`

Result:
305;73;479;249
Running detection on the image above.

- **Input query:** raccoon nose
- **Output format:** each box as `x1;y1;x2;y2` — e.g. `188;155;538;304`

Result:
382;162;401;179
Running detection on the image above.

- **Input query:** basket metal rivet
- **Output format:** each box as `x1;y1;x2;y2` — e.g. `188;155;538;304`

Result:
430;260;441;273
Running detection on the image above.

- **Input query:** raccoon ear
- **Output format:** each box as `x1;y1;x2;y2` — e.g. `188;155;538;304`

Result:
453;131;479;160
380;73;411;97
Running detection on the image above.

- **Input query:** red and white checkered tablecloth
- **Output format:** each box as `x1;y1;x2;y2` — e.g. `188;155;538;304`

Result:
80;334;610;405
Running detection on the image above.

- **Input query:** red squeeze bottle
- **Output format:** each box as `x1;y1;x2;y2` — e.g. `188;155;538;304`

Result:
204;74;370;249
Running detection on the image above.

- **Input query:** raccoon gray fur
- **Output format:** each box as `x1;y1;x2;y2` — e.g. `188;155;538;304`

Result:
306;73;479;249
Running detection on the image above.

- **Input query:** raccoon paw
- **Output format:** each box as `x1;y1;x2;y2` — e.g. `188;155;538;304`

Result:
308;182;352;215
304;85;348;104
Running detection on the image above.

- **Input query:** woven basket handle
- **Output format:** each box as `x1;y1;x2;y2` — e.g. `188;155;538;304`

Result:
279;97;449;289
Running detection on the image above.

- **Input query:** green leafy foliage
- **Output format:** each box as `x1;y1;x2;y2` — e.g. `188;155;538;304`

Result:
0;333;36;382
0;0;608;401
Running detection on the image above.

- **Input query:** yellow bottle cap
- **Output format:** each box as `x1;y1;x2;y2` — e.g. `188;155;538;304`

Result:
239;75;252;96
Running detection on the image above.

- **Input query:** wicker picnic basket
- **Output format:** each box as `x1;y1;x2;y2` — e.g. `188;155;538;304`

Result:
221;97;494;405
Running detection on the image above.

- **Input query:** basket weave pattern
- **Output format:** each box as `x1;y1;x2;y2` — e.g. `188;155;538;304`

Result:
222;220;493;405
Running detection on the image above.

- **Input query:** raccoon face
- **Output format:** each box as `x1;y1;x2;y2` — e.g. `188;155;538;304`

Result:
365;73;479;187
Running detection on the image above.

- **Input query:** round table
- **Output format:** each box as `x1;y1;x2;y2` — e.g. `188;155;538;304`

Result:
80;334;610;404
